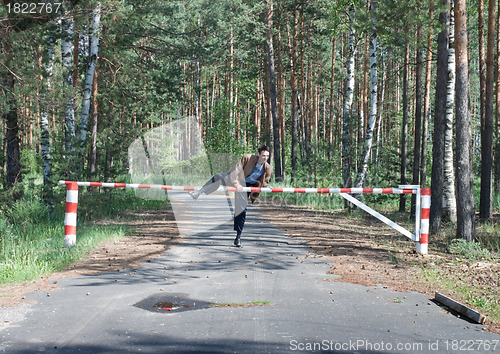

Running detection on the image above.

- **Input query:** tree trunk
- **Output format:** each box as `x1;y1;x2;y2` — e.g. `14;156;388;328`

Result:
61;7;76;158
4;77;21;190
0;11;21;196
265;0;282;182
275;4;286;177
89;63;99;181
79;3;101;159
2;33;22;193
478;0;486;182
420;3;433;188
263;55;272;149
411;22;423;216
444;0;457;222
299;9;308;160
229;26;234;121
480;0;496;220
329;36;336;161
361;31;369;143
40;29;56;206
255;74;262;143
495;0;500;192
289;7;299;182
375;56;385;173
354;0;378;189
342;5;356;189
454;0;475;242
399;41;409;212
430;0;450;234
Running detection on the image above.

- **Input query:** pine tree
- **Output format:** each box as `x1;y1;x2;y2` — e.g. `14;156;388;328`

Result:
454;0;475;241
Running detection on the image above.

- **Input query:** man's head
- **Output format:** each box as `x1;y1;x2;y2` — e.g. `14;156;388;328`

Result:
257;145;270;164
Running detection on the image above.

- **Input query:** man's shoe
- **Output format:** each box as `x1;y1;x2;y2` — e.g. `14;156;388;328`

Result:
189;191;200;200
233;235;242;248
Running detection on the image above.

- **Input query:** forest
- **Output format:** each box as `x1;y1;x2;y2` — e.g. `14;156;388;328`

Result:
1;0;499;247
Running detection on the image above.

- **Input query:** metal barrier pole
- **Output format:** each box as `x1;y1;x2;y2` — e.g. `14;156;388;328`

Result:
416;188;431;255
63;182;79;248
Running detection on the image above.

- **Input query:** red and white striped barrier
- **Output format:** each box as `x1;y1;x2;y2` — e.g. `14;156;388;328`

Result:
60;180;417;194
59;180;430;254
417;188;431;255
63;182;79;248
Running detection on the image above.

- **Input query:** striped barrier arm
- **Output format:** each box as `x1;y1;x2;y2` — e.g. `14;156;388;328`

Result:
59;181;417;195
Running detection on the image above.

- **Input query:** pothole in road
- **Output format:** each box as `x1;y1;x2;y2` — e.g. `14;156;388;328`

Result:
134;293;212;313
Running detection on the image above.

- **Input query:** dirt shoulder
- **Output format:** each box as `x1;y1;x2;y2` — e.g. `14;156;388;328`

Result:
1;200;498;333
259;201;432;293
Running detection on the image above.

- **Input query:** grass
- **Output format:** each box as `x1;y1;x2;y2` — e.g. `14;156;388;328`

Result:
419;265;499;323
210;300;273;308
0;188;165;284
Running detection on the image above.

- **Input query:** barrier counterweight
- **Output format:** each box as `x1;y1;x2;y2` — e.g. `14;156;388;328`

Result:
59;181;430;254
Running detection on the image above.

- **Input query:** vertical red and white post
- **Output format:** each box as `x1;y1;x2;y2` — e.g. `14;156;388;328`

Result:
64;182;79;248
417;188;431;255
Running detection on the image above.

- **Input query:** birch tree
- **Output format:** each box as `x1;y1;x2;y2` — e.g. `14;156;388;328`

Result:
78;2;101;155
354;0;378;189
443;0;457;222
60;5;76;155
40;28;56;206
342;4;356;188
454;0;475;241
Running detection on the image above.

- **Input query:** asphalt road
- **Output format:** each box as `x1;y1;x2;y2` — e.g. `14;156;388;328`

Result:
1;210;499;353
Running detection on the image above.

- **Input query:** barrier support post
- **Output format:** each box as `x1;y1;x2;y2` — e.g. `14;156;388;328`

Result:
416;188;431;255
64;182;79;248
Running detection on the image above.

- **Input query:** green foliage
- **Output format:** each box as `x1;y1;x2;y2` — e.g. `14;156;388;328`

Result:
205;100;249;156
448;239;494;262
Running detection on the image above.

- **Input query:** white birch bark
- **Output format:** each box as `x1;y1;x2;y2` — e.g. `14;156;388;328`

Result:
355;0;378;189
79;2;101;148
61;7;75;153
444;0;457;222
40;31;55;195
375;57;385;173
342;5;356;188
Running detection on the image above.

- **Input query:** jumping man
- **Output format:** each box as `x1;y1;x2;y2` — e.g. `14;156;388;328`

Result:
189;146;272;247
